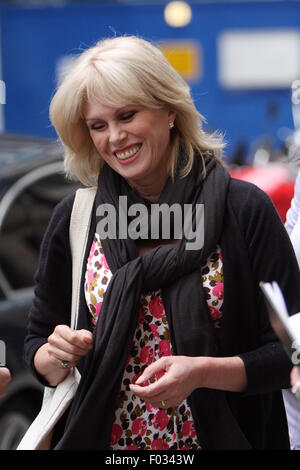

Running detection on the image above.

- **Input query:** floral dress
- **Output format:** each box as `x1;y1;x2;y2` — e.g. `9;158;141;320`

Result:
84;233;224;450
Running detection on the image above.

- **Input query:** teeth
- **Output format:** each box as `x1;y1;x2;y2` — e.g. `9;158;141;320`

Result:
115;144;141;160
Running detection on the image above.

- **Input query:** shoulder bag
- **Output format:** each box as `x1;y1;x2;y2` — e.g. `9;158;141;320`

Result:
17;187;96;450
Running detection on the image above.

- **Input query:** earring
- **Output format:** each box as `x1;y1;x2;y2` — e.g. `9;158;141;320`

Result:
169;121;174;129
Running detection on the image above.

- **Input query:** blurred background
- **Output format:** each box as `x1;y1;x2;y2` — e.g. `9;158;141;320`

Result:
2;0;300;164
0;0;300;449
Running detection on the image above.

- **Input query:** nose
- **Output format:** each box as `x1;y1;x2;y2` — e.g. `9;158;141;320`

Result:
108;123;127;146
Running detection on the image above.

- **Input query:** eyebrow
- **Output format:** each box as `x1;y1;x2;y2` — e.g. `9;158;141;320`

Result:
84;105;140;122
85;117;103;122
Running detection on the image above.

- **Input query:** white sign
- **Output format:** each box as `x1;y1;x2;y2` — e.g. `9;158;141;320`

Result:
218;29;300;89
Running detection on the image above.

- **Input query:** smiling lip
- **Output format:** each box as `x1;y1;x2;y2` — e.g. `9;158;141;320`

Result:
114;143;142;165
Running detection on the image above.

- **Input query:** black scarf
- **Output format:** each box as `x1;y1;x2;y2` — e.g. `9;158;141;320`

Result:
55;152;251;450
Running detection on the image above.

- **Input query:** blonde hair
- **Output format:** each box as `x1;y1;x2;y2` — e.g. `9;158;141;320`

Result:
50;35;225;187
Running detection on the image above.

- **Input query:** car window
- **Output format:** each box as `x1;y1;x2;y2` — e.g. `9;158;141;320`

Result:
0;169;80;297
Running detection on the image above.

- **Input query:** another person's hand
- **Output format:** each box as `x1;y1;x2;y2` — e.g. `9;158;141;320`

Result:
0;367;11;397
291;366;300;399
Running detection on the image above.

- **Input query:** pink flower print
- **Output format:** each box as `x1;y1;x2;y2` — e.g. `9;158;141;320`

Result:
88;241;96;261
87;268;94;285
150;323;159;338
132;418;147;437
151;438;169;450
100;254;109;270
110;423;123;446
209;305;221;321
153;410;169;431
149;296;164;319
146;401;158;412
182;420;196;438
126;445;138;450
212;282;224;300
158;339;171;358
140;345;154;365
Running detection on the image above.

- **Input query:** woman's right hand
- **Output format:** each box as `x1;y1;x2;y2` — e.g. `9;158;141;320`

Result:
34;325;93;386
47;325;93;367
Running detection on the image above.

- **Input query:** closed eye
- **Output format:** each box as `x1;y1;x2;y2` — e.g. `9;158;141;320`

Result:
89;122;106;131
87;109;138;131
119;110;136;121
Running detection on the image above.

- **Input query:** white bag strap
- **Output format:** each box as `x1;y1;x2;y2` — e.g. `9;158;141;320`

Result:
16;188;96;451
69;187;96;329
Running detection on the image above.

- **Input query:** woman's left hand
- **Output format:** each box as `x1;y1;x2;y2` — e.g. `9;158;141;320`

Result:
129;355;208;409
129;354;247;409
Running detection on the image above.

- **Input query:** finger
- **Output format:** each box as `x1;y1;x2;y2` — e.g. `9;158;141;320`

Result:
0;368;11;397
130;385;177;408
76;329;93;346
151;399;171;409
151;397;182;409
47;341;83;363
0;368;11;385
56;358;79;369
129;376;170;400
48;335;89;357
291;366;300;387
135;357;169;385
50;327;93;354
58;326;93;349
48;336;90;356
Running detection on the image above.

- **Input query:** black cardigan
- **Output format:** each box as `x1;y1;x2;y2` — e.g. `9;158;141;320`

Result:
25;178;300;449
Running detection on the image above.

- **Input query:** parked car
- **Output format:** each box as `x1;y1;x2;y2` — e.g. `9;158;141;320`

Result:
0;134;80;449
230;161;295;223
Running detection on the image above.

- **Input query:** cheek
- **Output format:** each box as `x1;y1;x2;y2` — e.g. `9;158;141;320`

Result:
151;129;171;154
90;134;106;155
141;121;168;145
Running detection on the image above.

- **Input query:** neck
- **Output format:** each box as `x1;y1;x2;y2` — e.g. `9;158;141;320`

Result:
127;172;169;203
133;189;161;203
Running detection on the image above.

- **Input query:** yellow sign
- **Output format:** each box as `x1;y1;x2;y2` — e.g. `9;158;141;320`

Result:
160;41;201;82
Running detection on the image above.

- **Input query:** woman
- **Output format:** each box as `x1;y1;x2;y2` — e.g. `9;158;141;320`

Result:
25;36;300;450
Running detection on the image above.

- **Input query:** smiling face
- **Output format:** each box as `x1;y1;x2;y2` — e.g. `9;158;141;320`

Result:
83;101;176;199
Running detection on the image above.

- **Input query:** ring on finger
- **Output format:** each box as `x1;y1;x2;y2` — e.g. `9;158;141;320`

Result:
59;359;70;369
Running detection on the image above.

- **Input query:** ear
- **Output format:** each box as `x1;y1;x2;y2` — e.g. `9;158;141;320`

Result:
168;109;176;123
